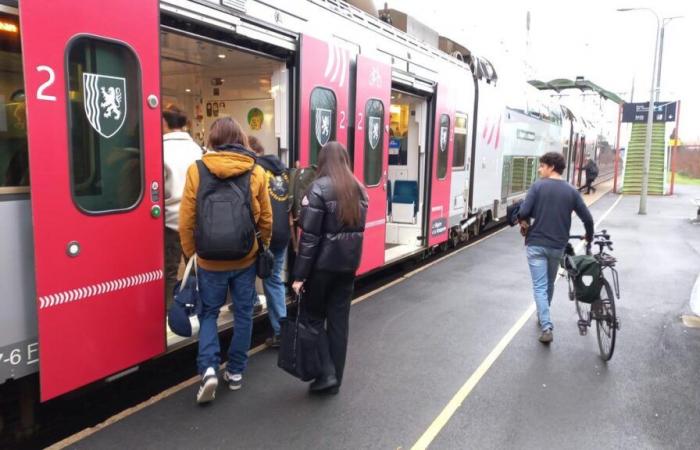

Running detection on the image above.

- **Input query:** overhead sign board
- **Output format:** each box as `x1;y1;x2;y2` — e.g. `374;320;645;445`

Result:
622;101;677;123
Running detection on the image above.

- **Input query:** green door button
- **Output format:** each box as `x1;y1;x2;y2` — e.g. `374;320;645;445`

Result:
151;205;161;218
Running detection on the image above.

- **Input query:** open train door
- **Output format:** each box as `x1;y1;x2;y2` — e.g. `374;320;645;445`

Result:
428;74;455;247
354;55;391;274
297;34;350;166
20;0;164;400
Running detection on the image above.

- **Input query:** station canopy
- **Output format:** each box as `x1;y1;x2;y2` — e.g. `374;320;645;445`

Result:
528;78;624;104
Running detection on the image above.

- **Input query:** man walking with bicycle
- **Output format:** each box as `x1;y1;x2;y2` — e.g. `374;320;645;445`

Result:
518;152;594;343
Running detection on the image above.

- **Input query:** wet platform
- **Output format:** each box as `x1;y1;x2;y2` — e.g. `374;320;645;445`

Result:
57;183;700;449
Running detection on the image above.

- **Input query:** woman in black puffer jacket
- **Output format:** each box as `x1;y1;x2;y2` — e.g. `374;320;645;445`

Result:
292;141;368;394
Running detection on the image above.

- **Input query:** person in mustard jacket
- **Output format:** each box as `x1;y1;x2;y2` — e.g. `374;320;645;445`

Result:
179;117;272;404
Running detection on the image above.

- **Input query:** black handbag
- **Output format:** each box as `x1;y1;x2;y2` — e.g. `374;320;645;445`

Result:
254;231;274;279
235;177;274;279
277;294;323;381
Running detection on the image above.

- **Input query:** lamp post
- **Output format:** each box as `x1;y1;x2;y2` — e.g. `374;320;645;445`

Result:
617;7;660;215
656;16;683;102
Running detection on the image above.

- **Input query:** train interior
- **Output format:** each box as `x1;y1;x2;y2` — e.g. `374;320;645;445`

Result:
385;90;427;262
160;31;290;347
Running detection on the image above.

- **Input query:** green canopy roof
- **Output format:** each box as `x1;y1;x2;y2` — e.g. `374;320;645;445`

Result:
528;78;624;104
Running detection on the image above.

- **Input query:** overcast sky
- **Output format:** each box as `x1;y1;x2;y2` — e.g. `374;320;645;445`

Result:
378;0;698;142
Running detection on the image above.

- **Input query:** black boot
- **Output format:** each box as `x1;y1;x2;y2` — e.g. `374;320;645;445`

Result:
310;375;339;393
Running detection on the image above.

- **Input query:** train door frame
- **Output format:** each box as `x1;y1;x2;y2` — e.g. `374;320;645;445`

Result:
385;79;433;263
158;17;295;349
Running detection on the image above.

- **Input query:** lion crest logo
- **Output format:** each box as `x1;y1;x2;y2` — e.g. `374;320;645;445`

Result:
440;126;448;152
314;108;332;146
83;73;127;139
368;116;381;150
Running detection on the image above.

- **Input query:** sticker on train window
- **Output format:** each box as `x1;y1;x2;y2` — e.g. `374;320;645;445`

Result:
83;73;127;139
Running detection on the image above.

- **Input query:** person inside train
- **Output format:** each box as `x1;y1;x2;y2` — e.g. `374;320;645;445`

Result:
162;104;203;307
292;141;368;394
582;154;599;195
179;117;272;404
248;135;291;348
517;152;594;344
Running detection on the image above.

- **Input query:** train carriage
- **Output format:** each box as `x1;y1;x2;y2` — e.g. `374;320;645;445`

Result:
0;0;618;407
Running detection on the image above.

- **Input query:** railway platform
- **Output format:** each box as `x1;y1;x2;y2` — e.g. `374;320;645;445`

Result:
53;183;700;449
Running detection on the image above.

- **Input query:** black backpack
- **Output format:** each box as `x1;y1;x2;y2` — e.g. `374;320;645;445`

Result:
194;160;256;260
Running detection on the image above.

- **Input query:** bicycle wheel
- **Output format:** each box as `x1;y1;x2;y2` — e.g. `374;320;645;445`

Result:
595;278;617;361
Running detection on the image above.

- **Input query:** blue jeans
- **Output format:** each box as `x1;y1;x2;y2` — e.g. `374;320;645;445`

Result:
263;247;287;335
197;264;256;375
526;245;564;331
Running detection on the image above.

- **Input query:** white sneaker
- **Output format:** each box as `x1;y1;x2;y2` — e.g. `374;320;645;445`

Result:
196;367;218;404
223;371;243;391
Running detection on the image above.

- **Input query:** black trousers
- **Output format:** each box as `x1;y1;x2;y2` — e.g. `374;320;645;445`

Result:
303;270;355;384
165;228;183;308
584;177;597;194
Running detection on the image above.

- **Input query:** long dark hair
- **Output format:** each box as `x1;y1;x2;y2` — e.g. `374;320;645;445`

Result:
317;141;365;227
208;117;249;150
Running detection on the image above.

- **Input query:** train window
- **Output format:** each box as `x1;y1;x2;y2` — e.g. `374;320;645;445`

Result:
309;87;336;165
0;13;29;193
67;37;143;213
452;113;468;168
437;114;450;179
363;99;384;186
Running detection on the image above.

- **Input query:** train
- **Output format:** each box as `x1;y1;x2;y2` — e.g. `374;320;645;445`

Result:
0;0;620;408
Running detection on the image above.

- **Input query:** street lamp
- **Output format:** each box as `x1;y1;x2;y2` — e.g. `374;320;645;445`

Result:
617;9;683;213
617;7;660;215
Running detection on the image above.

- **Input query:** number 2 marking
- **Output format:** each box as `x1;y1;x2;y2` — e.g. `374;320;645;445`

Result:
357;112;364;131
339;111;346;129
36;65;57;101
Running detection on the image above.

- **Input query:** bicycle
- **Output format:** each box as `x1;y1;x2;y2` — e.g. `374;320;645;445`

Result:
561;229;621;361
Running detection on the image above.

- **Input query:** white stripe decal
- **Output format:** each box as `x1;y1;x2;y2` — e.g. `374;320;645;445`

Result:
38;269;164;309
339;49;347;88
324;40;334;78
366;218;386;229
330;45;341;83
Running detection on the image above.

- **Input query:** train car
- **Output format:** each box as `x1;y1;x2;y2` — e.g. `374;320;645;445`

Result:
0;0;615;412
0;0;493;403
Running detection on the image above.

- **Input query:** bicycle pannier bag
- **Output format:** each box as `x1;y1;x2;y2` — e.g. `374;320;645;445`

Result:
571;254;602;304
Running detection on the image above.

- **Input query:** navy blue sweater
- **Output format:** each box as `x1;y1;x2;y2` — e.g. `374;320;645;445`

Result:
518;178;594;249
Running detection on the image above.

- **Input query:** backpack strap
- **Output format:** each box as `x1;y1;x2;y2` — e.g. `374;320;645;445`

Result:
227;166;266;254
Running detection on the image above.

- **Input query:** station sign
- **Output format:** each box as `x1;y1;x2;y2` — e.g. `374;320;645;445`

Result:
622;101;677;123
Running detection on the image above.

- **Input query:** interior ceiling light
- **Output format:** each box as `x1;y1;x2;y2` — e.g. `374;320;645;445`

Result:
218;54;226;59
185;88;191;93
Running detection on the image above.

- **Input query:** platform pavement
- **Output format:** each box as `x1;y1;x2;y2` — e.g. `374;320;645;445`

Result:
57;183;700;450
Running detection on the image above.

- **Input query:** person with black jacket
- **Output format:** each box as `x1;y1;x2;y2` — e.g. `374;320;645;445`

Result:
291;141;368;395
248;136;291;347
583;155;599;195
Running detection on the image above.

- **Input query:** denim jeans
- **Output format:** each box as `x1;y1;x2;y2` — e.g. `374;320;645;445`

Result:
197;264;256;375
526;245;564;331
263;247;287;335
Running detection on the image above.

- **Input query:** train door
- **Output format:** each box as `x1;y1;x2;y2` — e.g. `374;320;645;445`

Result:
297;34;350;166
353;55;391;275
428;80;454;247
20;0;163;400
385;88;429;262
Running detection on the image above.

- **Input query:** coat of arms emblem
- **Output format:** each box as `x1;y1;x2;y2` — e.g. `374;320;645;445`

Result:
368;116;381;150
440;126;448;152
83;72;127;139
314;108;332;146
